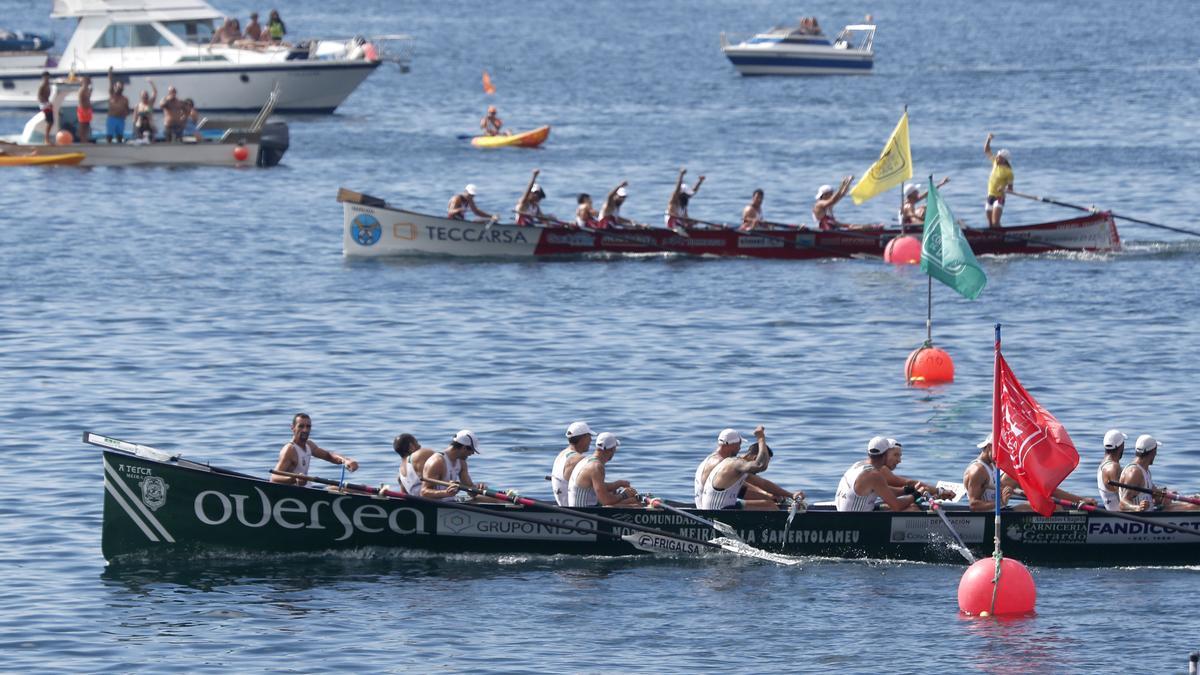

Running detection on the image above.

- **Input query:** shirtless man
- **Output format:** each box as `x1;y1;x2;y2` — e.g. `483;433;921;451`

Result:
551;421;593;506
567;432;641;507
665;168;704;233
696;426;783;510
76;76;94;144
393;433;435;495
984;133;1014;227
812;176;854;230
420;430;486;501
514;169;554;226
598;181;631;228
1096;429;1126;510
105;67;130;143
244;12;263;41
159;85;188;142
447;184;496;221
739;189;764;231
37;72;52;144
270;413;359;486
899;178;949;225
835;436;921;511
480;105;504;136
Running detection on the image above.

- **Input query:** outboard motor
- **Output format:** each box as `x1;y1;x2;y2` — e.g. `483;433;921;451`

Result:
256;122;290;167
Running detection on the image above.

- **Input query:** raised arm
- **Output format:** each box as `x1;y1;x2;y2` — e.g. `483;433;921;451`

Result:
108;67;116;96
691;174;705;195
668;168;686;208
516;168;540;212
606;180;627;204
983;132;995;161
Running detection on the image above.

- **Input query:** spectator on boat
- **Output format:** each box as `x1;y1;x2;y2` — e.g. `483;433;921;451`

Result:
480;105;504;136
105;67;129;143
552;422;593;505
132;80;158;141
739;189;765;231
835;436;921;512
984;133;1013;228
447;184;496;221
598;181;631;228
965;433;1097;512
393;433;435;496
696;426;787;510
266;10;286;43
515;169;555;226
269;413;359;486
37;72;52;145
210;17;235;45
899;177;950;225
244;12;263;41
665;168;704;233
1096;430;1126;510
567;432;641;507
76;76;94;144
420;430;485;502
181;98;202;141
812;176;854;230
159;85;188;142
798;17;821;35
575;194;598;228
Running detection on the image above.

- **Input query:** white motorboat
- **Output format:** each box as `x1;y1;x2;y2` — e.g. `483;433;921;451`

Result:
720;22;875;75
0;0;412;112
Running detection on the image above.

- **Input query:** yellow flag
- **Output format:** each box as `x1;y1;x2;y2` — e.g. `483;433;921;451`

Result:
849;111;912;205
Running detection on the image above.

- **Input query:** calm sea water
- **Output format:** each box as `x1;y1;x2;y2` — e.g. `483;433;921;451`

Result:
2;0;1198;671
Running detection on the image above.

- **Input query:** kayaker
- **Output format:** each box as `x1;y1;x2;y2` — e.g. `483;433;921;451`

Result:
269;413;359;486
739;189;764;231
159;85;188;142
480;105;505;136
899;177;949;225
812;176;853;230
984;133;1013;228
420;430;486;502
552;422;593;505
878;438;955;499
575;194;598;228
694;427;783;509
447;184;497;221
514;169;555;226
393;433;435;495
835;436;922;512
1096;429;1126;510
598;181;631;228
37;72;52;145
665;168;704;233
567;432;641;507
105;67;129;144
132;80;157;141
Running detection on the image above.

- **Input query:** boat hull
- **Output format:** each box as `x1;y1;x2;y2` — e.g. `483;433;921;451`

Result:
100;445;1200;567
470;125;551;148
9;122;288;167
0;151;84;166
722;46;873;76
341;200;1121;259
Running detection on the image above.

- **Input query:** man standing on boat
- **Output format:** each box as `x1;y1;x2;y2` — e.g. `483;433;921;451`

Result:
598;181;631;228
1096;429;1126;510
696;426;782;510
984;133;1013;227
812;176;854;230
567;432;641;507
77;76;94;144
480;105;505;136
420;430;486;502
159;85;188;142
665;168;704;234
551;421;593;506
105;67;129;144
270;413;360;486
835;436;921;511
739;189;764;231
447;184;497;221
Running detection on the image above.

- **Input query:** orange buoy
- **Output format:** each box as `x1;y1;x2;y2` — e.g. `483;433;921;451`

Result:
905;344;954;386
958;558;1036;617
233;145;249;162
883;235;921;265
54;129;74;145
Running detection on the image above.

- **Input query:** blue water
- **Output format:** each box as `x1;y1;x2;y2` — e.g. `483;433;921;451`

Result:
2;0;1199;671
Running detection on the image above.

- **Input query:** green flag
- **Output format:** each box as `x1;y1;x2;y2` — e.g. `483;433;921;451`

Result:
920;179;987;300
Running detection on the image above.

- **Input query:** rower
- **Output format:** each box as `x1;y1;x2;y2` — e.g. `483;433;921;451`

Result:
739;189;764;231
575;193;598;228
393;433;435;496
835;436;921;511
1096;429;1126;510
480;105;504;136
598;181;631;228
514;169;553;226
551;421;593;506
812;176;854;230
420;430;484;501
566;432;640;507
899;178;949;226
697;425;781;510
1118;435;1199;511
737;440;806;506
447;184;496;221
983;133;1013;228
665;168;704;233
967;432;1097;511
270;413;359;486
880;438;954;499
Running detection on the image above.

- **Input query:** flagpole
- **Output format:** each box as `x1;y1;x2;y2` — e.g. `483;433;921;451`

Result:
925;173;933;346
990;322;1003;614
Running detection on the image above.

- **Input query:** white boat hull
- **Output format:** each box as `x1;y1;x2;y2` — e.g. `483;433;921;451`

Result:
343;203;541;258
721;45;873;75
12;140;261;166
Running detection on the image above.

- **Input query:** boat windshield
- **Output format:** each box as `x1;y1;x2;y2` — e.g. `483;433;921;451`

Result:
161;19;216;45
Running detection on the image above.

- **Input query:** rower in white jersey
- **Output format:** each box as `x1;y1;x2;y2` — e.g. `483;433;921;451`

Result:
566;432;641;507
694;428;792;509
963;433;1003;511
420;430;485;502
270;412;359;486
1096;429;1126;510
696;426;801;510
1116;435;1200;512
551;421;593;506
835;436;921;512
393;433;435;496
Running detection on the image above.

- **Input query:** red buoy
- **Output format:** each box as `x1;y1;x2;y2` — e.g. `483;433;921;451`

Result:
884;235;921;265
55;129;74;145
233;145;250;162
958;558;1036;617
905;344;954;386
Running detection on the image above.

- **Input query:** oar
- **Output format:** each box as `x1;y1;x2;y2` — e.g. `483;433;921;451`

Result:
1009;190;1200;238
1046;496;1200;538
921;493;976;563
640;494;739;539
1108;481;1200;507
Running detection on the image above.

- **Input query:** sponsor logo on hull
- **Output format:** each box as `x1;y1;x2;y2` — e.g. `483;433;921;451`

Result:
436;510;595;540
890;515;986;543
193;488;426;541
425;226;530;244
1086;517;1200;543
1005;516;1087;544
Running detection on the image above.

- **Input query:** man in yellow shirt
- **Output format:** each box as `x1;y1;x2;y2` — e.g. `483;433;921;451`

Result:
984;132;1013;227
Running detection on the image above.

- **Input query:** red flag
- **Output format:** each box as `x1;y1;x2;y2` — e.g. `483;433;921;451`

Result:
992;351;1080;516
482;70;496;95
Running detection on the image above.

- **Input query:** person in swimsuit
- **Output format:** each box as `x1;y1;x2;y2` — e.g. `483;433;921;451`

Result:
480;105;504;136
739;189;764;231
566;432;641;507
37;72;53;144
244;12;262;41
665;168;704;233
159;85;188;142
420;430;486;501
899;178;950;225
984;133;1013;228
105;67;130;143
447;184;496;221
133;80;158;141
266;10;286;43
393;433;435;495
812;176;854;230
514;169;555;226
76;76;94;144
598;181;631;228
269;413;359;486
575;194;598;229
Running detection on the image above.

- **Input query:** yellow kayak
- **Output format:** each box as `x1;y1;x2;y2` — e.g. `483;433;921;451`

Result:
470;125;551;148
0;152;86;166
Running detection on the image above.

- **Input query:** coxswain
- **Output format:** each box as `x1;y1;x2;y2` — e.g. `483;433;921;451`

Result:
899;178;949;225
480;105;504;136
514;169;554;226
393;433;435;495
1096;429;1126;510
834;436;921;511
551;421;593;506
598;181;631;228
105;67;130;143
739;189;764;231
812;176;854;230
983;133;1013;227
879;438;954;499
420;430;485;501
966;433;1097;511
447;184;496;221
37;72;52;145
575;193;599;228
77;76;94;144
696;426;783;510
270;413;359;486
665;168;704;233
567;432;640;507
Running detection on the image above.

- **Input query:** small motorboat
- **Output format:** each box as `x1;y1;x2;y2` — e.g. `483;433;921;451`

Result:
720;21;875;75
470;125;551;148
0;151;85;166
0;28;54;68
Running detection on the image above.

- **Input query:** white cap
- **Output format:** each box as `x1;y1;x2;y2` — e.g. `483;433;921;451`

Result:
1134;434;1160;454
452;429;479;453
816;184;833;199
718;428;742;445
566;421;593;439
976;433;993;449
681;185;695;196
530;183;542;194
1103;429;1127;451
996;149;1011;161
615;187;627;197
867;436;890;455
464;184;477;196
596;432;620;451
904;183;919;196
887;438;902;449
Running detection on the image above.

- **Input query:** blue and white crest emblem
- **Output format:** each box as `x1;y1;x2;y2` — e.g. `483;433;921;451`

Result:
352;214;382;246
139;476;169;511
